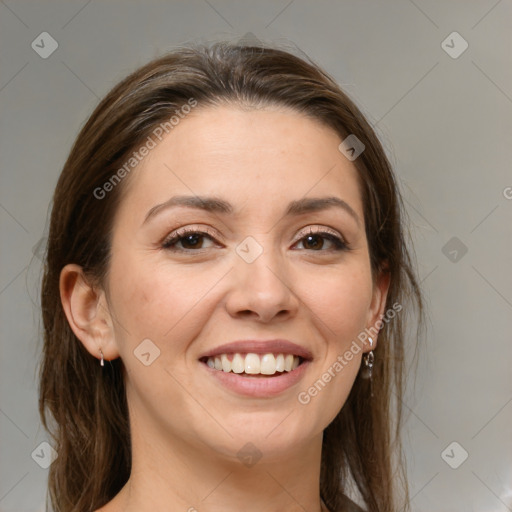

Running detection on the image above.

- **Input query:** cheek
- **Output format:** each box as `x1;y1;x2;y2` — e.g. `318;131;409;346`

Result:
295;270;372;430
107;254;226;352
304;264;373;344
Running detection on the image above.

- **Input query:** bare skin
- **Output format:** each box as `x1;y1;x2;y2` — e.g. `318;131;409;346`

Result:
60;106;389;512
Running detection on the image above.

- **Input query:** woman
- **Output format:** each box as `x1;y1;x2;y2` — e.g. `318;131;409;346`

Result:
39;41;424;512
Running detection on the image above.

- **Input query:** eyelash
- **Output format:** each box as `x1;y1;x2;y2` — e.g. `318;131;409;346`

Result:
161;226;350;253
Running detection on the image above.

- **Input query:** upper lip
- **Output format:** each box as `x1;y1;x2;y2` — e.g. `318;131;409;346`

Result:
199;339;313;360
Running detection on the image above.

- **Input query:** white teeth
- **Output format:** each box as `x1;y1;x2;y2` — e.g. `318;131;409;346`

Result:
231;353;245;374
260;354;276;375
245;353;260;374
204;352;302;375
221;354;231;373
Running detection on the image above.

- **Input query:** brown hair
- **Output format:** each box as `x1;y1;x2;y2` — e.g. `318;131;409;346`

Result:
39;41;424;512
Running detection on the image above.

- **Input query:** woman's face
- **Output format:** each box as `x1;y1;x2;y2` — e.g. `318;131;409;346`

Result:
104;105;388;463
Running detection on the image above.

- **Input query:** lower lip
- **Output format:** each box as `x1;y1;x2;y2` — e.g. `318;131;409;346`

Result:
200;360;311;398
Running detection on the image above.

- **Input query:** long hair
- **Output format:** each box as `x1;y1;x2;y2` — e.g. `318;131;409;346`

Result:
39;41;424;512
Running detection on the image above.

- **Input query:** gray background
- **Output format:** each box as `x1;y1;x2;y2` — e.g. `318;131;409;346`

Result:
1;1;511;511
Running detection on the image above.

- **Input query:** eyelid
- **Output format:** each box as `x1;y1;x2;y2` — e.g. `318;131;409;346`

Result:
161;225;221;248
161;224;350;253
295;225;347;245
162;225;345;242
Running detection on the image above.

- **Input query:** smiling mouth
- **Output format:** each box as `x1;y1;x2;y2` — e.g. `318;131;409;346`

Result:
199;352;305;376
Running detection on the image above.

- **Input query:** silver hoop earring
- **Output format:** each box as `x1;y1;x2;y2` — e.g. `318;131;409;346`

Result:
99;348;104;367
361;336;374;380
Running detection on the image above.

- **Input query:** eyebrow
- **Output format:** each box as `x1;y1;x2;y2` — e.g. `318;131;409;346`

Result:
143;195;361;227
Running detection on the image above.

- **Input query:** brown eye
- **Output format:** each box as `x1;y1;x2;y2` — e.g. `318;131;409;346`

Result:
162;229;217;251
302;234;325;250
295;230;348;252
177;233;205;249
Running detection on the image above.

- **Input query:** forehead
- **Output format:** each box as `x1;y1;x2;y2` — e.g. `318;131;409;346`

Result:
118;105;363;222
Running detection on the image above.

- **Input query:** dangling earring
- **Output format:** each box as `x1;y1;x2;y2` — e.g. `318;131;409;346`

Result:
361;336;374;379
99;348;104;367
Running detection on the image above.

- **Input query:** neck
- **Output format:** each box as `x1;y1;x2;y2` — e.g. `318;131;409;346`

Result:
106;416;326;512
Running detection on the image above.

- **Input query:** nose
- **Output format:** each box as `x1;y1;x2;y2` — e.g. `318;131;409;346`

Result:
224;238;299;323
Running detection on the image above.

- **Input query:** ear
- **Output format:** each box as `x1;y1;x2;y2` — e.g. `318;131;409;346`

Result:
364;263;391;352
59;263;120;363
